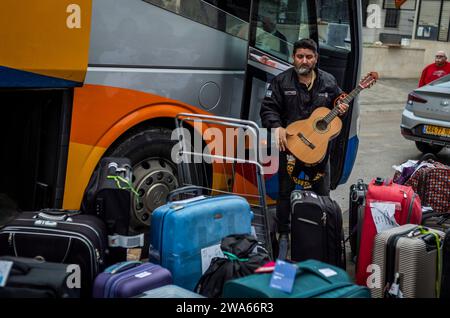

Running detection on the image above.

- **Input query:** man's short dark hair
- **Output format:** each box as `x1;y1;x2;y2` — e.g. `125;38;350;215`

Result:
293;38;318;55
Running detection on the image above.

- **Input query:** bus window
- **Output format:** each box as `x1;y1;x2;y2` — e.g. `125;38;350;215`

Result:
203;0;250;22
254;0;316;62
144;0;250;40
316;0;351;51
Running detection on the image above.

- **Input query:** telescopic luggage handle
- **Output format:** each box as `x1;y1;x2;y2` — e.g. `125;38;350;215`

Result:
167;185;204;202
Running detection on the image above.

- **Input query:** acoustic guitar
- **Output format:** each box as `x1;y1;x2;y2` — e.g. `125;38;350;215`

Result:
286;72;378;165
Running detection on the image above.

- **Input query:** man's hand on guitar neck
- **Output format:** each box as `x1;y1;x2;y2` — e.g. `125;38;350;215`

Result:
336;94;349;115
275;127;288;152
336;102;349;115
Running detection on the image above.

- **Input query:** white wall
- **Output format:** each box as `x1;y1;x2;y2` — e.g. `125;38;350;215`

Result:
362;45;425;78
410;39;450;68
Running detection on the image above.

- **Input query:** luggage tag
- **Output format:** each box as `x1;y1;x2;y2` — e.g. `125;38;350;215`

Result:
254;261;276;274
0;260;13;287
269;260;297;294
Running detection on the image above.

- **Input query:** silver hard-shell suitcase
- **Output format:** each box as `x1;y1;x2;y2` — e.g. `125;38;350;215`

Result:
371;224;445;298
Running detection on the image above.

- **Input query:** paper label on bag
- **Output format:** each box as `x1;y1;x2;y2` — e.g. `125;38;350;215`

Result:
319;268;338;277
135;271;152;279
0;261;13;287
201;244;224;274
370;202;399;233
108;234;144;248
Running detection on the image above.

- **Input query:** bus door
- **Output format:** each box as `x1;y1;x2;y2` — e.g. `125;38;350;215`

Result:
241;0;361;195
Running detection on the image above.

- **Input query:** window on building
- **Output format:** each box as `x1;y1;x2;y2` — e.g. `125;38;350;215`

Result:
384;8;400;27
362;0;370;27
416;0;449;41
438;0;450;41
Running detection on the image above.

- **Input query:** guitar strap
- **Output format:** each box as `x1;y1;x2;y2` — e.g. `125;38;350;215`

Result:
286;154;325;188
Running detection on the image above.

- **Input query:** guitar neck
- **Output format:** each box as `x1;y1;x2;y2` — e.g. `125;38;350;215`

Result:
323;85;364;124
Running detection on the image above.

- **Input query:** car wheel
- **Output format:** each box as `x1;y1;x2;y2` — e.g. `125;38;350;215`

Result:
415;141;443;154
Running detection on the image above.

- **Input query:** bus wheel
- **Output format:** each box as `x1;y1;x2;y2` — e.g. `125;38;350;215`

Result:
106;127;210;234
107;127;179;233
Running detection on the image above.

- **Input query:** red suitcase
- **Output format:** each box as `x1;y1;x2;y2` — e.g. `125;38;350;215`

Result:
355;177;422;286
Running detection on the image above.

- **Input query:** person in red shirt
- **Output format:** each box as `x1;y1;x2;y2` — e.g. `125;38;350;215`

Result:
418;51;450;87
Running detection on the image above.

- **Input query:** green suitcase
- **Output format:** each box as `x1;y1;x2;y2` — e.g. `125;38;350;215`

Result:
222;260;370;298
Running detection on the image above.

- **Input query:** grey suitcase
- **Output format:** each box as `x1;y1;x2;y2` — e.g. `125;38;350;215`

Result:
136;284;205;298
371;224;445;298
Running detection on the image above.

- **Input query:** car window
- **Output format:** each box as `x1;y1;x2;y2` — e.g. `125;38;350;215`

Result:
429;74;450;88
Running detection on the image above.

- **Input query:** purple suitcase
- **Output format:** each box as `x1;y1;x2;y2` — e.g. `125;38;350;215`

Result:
93;261;172;298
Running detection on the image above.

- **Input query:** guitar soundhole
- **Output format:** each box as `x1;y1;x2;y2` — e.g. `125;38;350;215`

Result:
315;120;328;131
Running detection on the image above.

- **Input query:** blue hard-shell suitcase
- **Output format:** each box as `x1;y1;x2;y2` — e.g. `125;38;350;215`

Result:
149;186;253;291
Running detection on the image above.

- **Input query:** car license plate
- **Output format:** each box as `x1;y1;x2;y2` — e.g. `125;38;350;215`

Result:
423;125;450;137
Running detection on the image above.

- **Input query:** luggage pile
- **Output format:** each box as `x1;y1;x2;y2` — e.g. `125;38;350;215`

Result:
1;114;449;299
348;173;450;299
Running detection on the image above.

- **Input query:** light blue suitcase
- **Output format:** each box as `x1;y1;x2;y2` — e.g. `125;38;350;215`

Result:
137;285;205;298
149;186;253;291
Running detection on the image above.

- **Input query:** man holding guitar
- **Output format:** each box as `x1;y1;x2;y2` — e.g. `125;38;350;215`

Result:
260;38;349;255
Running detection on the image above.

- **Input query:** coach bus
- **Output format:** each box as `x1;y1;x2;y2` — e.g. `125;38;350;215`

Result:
0;0;362;234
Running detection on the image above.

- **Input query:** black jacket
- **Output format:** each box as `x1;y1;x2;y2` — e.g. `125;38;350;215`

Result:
260;67;343;129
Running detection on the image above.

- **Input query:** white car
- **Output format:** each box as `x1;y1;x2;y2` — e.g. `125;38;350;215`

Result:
401;74;450;154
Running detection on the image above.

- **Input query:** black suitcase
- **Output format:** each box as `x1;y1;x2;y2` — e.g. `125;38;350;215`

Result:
441;231;450;299
290;190;345;268
0;256;80;298
0;210;108;297
348;179;368;258
81;157;143;263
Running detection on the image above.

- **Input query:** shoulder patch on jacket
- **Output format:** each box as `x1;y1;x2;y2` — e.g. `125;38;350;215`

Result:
265;83;273;97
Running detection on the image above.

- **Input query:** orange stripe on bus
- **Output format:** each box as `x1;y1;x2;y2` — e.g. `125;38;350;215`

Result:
72;84;207;147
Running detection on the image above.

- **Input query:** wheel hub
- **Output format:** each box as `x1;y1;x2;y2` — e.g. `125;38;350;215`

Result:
132;158;178;227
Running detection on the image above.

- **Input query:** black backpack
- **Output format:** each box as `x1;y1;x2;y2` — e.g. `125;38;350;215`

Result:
195;234;270;298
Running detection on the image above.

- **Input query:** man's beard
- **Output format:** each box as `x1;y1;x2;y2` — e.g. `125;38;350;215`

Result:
295;65;312;75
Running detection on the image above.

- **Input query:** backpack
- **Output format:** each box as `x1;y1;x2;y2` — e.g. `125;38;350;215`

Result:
194;234;270;298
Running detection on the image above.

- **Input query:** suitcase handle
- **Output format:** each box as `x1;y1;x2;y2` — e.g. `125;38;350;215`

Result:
104;261;142;275
167;185;204;202
373;177;392;186
107;162;132;181
296;263;337;283
36;209;80;222
295;263;355;297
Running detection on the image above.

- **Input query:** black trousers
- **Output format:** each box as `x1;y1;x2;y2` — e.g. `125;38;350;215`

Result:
276;152;330;234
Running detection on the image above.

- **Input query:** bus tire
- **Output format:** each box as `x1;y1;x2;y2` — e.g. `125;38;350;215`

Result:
106;127;210;233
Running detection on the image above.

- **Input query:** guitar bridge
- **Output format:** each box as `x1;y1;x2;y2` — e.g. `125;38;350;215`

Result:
297;132;315;150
